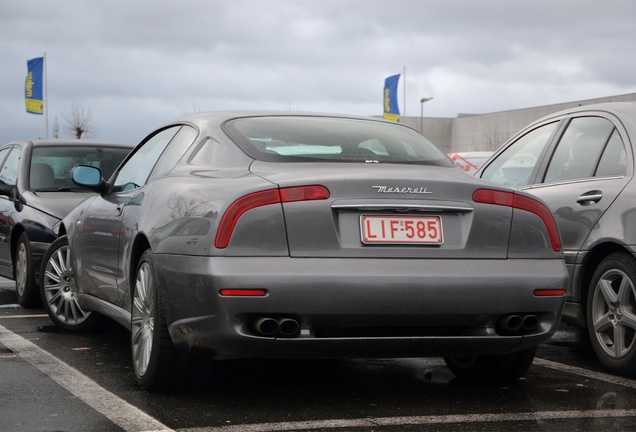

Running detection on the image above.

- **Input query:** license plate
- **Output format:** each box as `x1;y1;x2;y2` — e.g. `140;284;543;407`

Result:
360;215;443;244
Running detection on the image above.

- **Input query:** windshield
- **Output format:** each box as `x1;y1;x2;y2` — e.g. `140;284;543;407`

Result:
30;145;131;191
224;116;453;166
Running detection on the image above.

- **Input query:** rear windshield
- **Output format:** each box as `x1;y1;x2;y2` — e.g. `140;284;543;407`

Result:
30;145;131;191
223;116;453;166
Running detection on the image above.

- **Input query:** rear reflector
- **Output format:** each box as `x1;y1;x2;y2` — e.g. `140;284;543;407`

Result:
534;289;566;297
215;185;330;249
472;188;562;252
219;289;268;297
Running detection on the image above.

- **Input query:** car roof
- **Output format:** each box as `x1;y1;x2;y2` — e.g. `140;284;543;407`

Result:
168;110;384;123
534;102;636;132
157;110;404;132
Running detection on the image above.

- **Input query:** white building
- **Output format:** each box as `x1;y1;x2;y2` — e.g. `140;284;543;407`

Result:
396;92;636;154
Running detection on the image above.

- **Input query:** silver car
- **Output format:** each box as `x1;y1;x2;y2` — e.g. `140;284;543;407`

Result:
40;112;567;390
477;102;636;376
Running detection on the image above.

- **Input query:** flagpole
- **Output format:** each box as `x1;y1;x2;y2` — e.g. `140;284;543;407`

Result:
44;52;49;138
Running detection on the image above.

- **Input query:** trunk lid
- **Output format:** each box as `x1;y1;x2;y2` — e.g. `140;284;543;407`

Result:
250;162;512;259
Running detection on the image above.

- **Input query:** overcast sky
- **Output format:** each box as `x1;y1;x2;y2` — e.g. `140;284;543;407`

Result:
2;0;636;144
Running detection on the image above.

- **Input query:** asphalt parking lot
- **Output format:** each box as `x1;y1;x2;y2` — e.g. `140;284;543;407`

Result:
2;278;636;432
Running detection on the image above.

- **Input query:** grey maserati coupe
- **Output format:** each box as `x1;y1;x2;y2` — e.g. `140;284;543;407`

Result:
40;112;568;390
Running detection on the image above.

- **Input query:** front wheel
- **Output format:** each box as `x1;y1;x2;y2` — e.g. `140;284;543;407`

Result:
444;347;536;381
15;232;41;308
40;236;101;332
131;249;212;391
587;252;636;375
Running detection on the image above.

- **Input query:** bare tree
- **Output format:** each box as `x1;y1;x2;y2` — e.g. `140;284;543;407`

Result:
474;126;509;152
61;102;97;139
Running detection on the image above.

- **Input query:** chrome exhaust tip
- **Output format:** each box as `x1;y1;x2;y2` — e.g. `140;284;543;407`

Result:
254;317;278;335
522;314;538;331
500;314;523;331
278;318;300;336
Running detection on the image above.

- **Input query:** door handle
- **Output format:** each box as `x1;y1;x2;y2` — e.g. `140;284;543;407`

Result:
577;190;602;205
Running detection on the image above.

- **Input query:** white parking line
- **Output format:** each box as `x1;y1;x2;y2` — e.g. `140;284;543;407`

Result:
181;409;636;432
0;323;172;432
0;314;48;318
2;315;636;432
178;357;636;432
534;357;636;389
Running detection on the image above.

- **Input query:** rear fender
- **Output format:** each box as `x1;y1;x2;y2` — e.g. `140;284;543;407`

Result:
508;208;563;259
221;204;289;256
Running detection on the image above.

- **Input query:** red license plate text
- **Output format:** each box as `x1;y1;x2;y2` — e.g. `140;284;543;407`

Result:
360;215;443;244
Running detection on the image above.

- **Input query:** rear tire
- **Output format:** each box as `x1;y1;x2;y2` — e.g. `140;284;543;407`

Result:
15;232;41;308
131;249;212;391
587;252;636;375
444;347;536;381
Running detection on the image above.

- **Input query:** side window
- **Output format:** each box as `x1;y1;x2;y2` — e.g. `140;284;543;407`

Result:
544;117;615;183
595;129;627;177
480;122;558;187
113;127;180;192
150;126;198;180
0;148;12;179
0;148;21;186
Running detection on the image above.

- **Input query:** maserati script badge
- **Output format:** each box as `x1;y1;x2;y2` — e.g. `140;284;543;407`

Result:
372;186;432;194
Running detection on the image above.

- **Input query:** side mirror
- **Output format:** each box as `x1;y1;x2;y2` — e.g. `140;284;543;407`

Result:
72;165;107;194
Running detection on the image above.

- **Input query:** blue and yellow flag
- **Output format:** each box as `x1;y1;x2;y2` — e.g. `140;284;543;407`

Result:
383;74;400;122
25;57;44;115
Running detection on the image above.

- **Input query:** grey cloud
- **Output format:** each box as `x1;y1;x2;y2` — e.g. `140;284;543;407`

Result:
1;0;636;144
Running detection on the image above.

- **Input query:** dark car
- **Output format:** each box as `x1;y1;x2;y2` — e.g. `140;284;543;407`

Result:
41;112;567;390
0;139;133;307
477;102;636;375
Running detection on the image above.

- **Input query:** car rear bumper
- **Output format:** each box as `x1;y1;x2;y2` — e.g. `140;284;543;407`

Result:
154;255;568;360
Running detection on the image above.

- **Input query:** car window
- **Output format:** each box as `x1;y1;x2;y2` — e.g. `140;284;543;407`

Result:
113;127;180;192
544;117;616;183
359;139;388;156
150;125;198;179
0;148;11;171
596;129;627;177
223;116;454;167
30;145;131;191
0;148;21;186
480;122;558;187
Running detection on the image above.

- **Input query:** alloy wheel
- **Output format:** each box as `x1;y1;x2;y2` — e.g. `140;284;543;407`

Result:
131;261;155;377
42;243;91;325
590;268;636;359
